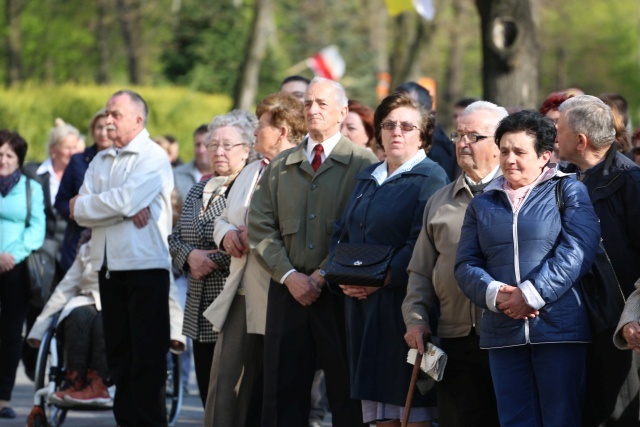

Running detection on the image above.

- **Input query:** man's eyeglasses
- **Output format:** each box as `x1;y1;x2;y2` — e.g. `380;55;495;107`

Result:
450;132;490;143
381;121;419;133
207;142;245;152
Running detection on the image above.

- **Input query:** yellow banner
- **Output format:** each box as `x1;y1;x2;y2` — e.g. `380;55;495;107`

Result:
385;0;413;16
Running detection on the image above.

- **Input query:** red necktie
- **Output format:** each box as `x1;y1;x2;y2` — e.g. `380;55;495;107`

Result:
312;144;324;172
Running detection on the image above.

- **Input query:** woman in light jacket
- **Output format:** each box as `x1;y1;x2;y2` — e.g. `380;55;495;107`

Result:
169;110;257;407
202;91;306;426
454;110;601;427
0;130;46;419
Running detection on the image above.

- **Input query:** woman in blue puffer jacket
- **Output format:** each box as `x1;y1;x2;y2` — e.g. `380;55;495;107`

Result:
454;110;600;427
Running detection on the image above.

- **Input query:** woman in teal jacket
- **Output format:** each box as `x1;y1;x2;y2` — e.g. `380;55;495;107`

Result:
0;130;46;419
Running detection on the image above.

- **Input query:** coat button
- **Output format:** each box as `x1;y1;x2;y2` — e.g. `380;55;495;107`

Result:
309;214;316;220
309;243;315;249
310;184;317;190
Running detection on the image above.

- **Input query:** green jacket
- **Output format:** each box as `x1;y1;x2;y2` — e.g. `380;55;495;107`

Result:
248;136;377;282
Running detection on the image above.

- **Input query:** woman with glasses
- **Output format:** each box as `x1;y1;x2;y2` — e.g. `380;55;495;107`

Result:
169;110;257;407
328;92;448;426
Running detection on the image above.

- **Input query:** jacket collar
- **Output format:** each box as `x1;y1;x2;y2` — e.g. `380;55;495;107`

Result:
104;128;150;157
483;164;570;193
285;135;353;176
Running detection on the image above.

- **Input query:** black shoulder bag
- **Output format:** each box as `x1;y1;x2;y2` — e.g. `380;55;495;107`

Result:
324;193;395;287
556;178;625;336
24;178;57;307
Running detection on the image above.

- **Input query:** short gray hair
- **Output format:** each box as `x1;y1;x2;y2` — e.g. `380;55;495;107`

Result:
208;109;258;160
48;118;80;148
558;95;615;150
308;76;348;108
462;101;509;135
111;89;148;125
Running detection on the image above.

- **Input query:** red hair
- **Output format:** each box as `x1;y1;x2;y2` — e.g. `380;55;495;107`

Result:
539;92;574;115
347;100;375;140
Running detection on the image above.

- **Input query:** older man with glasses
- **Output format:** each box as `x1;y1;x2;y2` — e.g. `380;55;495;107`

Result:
403;101;507;427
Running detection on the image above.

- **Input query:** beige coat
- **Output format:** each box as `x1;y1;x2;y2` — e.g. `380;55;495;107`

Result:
614;277;640;349
204;160;270;335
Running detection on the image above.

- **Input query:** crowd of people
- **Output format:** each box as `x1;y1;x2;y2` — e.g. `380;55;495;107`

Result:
0;76;640;427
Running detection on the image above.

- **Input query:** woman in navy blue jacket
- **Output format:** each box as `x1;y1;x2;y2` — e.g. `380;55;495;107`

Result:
329;93;448;426
454;110;600;427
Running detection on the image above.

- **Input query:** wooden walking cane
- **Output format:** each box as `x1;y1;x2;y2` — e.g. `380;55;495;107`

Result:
401;350;423;427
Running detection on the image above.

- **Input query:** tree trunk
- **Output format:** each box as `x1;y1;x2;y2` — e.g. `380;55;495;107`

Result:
116;0;141;85
233;0;273;111
96;0;109;84
440;0;466;130
475;0;538;109
5;0;24;87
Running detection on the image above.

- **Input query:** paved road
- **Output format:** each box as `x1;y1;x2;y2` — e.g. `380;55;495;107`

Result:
5;361;205;426
5;362;334;426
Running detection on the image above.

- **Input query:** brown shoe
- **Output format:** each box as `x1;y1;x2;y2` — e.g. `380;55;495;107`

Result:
48;370;85;405
64;370;112;406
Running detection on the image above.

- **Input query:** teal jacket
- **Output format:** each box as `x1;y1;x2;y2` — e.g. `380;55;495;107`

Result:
1;175;46;263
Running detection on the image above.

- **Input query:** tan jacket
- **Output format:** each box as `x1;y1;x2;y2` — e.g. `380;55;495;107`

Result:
614;277;640;349
402;174;484;338
248;136;377;280
205;161;270;335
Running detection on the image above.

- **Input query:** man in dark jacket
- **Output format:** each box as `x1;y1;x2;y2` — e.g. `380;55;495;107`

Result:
558;94;640;427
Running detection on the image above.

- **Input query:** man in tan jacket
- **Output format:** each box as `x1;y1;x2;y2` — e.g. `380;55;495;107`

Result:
402;101;507;427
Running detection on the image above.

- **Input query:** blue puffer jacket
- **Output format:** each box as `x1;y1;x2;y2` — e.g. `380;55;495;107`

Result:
454;168;600;349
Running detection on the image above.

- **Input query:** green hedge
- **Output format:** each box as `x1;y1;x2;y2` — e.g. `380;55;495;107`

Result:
0;84;232;162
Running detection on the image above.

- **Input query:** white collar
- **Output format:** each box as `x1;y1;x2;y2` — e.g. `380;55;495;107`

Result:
371;149;426;185
465;165;501;185
36;157;55;176
305;132;342;163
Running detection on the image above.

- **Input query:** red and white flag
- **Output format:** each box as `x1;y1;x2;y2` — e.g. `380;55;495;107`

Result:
306;45;346;81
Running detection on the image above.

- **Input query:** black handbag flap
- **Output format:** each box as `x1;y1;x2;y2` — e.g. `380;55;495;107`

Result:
332;242;394;268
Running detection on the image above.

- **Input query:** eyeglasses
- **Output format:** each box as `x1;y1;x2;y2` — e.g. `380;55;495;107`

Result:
381;121;419;133
207;142;245;152
450;132;489;143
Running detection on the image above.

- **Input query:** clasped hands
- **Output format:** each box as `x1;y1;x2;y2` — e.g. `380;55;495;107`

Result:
222;227;249;258
622;321;640;354
340;270;392;300
497;285;539;320
284;270;326;307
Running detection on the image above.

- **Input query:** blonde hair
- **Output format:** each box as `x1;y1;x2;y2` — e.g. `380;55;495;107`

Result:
48;118;80;148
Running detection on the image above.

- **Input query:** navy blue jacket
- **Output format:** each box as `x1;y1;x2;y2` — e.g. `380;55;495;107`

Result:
455;170;600;349
54;145;99;272
328;156;448;406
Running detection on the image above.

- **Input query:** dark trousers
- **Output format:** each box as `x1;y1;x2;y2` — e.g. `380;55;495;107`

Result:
61;305;108;379
583;332;633;427
0;261;28;401
437;331;499;427
99;268;170;427
262;280;363;427
192;340;216;407
489;343;587;427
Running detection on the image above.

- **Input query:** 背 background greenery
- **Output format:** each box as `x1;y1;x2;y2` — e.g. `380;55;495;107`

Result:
0;0;639;162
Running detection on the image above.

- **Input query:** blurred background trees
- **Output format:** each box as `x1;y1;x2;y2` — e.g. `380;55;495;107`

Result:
1;0;639;160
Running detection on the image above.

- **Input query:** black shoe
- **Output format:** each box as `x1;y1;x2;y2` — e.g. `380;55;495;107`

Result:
0;407;16;418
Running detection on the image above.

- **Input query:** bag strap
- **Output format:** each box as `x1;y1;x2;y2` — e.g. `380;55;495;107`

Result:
337;192;364;244
25;176;32;228
555;177;565;213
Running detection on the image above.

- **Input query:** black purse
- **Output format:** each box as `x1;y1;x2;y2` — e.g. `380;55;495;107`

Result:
325;193;395;287
25;178;57;307
556;178;625;335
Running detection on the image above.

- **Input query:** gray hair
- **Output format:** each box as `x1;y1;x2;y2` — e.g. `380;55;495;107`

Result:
48;118;80;148
461;101;509;135
208;109;258;160
111;89;149;125
558;95;616;150
308;76;348;108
